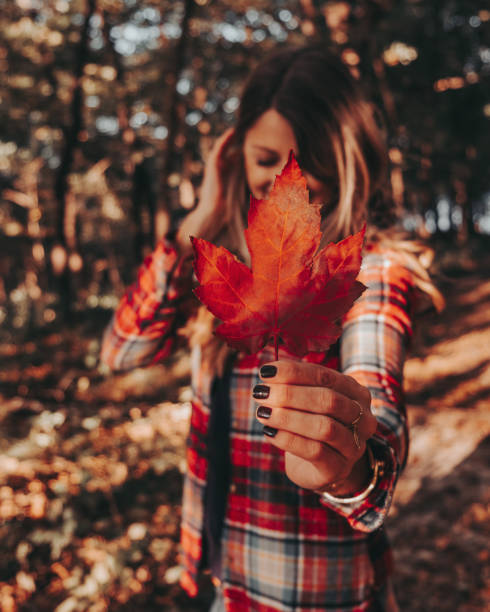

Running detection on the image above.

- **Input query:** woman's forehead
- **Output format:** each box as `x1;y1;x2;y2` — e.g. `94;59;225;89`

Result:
244;109;297;153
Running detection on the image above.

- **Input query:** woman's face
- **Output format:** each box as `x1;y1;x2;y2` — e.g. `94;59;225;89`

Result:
243;109;332;205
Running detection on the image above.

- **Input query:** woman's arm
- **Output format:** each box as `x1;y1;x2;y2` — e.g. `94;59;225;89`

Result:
254;252;415;532
100;237;195;372
326;252;414;530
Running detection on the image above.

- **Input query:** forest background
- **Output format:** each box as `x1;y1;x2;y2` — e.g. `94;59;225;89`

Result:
0;1;489;611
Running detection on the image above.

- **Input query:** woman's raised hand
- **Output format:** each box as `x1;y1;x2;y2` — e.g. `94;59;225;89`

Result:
176;129;235;256
253;360;377;494
199;128;235;216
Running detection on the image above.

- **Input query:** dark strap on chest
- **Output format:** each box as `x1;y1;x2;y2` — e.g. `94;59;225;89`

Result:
203;354;235;579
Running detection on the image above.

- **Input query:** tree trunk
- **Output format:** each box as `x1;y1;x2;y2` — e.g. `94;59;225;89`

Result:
158;0;196;241
54;0;97;319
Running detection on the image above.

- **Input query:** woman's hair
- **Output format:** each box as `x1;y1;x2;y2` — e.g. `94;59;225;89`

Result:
186;44;443;371
211;44;395;254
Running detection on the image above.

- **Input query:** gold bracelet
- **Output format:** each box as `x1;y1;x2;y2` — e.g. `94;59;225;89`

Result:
317;444;383;505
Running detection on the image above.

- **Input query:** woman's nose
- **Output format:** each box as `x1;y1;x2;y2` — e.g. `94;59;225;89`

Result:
258;181;272;199
259;162;288;197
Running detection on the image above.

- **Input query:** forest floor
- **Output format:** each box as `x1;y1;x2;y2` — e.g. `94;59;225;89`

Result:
0;237;489;612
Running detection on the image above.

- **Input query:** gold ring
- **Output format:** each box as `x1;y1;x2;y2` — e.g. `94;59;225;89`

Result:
349;402;363;449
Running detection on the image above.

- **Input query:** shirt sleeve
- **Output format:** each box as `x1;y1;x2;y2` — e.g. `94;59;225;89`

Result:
100;237;195;372
319;251;415;532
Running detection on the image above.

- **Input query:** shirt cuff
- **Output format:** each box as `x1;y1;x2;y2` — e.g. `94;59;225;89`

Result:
318;436;398;532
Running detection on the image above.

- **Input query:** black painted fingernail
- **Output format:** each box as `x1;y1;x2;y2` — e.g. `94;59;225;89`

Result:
253;384;270;399
263;426;278;437
256;406;272;419
260;365;277;378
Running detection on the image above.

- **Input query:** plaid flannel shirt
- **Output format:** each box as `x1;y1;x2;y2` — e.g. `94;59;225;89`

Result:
101;238;415;611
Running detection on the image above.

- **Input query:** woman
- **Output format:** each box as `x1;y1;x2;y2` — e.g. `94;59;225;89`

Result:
101;45;441;611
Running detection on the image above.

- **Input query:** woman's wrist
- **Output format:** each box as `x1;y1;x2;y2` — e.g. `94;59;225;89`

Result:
327;450;371;497
316;443;384;505
175;220;196;258
316;443;378;497
175;204;221;258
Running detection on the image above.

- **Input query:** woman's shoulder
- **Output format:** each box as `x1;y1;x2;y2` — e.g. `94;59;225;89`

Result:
359;244;417;292
343;244;417;334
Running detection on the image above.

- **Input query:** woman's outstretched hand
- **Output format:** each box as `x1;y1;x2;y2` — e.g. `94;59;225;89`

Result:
176;128;235;257
254;360;377;495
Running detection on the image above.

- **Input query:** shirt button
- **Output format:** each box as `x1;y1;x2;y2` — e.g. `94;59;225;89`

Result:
230;483;237;493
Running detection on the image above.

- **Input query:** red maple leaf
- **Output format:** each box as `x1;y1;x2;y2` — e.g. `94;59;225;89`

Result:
191;152;366;358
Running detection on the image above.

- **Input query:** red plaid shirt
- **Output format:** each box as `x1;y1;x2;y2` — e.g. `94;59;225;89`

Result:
101;238;415;611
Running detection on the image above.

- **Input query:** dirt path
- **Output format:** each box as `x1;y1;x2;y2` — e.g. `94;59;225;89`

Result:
389;251;490;611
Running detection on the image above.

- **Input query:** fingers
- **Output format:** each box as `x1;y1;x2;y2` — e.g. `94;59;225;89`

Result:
209;128;236;164
196;129;236;229
253;382;360;425
259;359;371;407
254;360;378;466
256;405;360;459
